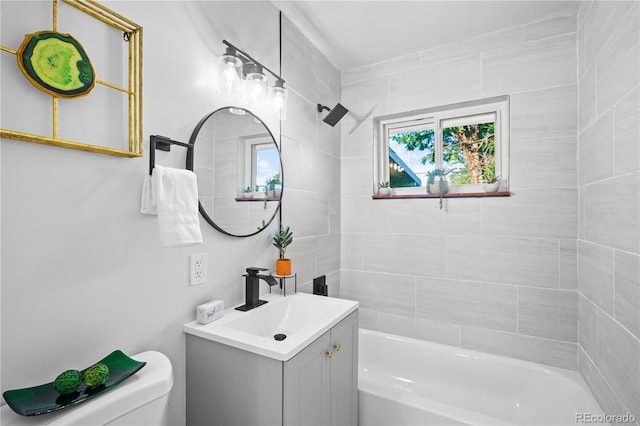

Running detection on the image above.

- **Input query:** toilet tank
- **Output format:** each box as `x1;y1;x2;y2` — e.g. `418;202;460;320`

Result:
1;351;173;426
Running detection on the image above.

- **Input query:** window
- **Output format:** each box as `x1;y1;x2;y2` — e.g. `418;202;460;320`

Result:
236;134;282;197
253;143;280;191
374;96;509;197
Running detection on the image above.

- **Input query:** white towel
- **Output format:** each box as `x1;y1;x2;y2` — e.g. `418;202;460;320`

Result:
151;165;203;247
140;175;157;215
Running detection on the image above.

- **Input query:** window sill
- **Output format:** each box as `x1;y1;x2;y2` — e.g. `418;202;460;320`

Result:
235;197;281;202
372;191;510;200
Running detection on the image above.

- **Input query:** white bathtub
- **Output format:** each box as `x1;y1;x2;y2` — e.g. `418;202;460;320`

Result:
358;329;607;426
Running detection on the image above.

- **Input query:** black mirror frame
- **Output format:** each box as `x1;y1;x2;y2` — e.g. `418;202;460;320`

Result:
186;106;283;238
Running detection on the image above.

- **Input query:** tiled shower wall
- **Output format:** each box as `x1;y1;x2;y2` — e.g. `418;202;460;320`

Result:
280;16;342;295
577;1;640;423
340;15;580;369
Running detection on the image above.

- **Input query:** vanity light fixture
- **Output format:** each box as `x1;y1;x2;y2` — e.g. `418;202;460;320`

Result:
271;79;288;120
243;63;268;106
219;46;243;97
219;40;288;120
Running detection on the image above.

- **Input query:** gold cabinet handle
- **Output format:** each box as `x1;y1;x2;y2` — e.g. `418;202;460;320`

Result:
326;343;342;359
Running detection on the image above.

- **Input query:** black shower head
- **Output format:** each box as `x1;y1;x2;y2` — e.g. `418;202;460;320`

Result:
317;103;349;127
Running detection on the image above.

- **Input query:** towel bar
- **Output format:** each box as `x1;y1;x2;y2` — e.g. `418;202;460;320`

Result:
149;135;193;175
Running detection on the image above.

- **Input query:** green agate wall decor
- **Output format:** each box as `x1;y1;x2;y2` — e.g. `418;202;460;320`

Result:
17;31;95;99
0;0;143;158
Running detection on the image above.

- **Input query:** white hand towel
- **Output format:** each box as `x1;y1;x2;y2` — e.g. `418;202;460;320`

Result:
151;165;203;247
140;175;157;215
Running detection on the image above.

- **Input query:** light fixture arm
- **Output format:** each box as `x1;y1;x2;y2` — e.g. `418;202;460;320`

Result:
222;40;285;84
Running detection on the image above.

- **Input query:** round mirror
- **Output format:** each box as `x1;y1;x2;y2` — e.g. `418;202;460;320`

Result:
187;107;282;237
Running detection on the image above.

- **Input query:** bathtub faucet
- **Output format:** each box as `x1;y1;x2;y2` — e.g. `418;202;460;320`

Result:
235;267;278;312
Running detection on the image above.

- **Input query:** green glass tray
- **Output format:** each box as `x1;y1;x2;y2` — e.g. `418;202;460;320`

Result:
3;350;146;416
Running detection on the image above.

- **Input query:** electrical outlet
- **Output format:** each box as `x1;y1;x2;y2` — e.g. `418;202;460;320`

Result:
189;253;207;286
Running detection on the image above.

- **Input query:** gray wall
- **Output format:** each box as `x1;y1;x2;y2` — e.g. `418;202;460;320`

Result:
577;1;640;423
0;2;340;424
340;14;580;369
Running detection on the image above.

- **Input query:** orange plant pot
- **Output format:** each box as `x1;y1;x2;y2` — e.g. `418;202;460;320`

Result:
275;258;291;276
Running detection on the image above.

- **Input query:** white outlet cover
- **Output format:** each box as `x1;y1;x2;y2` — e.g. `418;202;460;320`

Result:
190;253;207;285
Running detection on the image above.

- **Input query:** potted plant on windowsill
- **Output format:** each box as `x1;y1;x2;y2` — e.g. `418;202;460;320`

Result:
252;184;265;199
378;180;391;196
483;176;500;193
267;176;282;198
427;169;449;209
273;225;293;276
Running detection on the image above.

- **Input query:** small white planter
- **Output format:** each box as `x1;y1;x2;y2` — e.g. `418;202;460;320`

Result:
483;182;500;192
428;181;449;195
378;187;392;196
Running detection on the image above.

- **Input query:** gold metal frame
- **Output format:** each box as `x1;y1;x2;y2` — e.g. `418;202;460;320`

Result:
0;0;143;157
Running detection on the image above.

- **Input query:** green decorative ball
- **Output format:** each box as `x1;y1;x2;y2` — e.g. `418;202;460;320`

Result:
53;369;82;395
82;363;109;387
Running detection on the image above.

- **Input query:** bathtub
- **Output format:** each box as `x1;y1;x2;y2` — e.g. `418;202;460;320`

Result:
358;329;607;426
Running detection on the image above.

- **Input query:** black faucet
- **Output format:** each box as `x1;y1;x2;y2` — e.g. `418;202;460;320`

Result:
235;267;279;312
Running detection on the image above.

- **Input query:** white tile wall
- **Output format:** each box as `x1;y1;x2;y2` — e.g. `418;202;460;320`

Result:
577;1;640;423
335;6;639;419
614;87;640;175
482;33;576;96
595;2;640;115
559;239;578;290
510;84;577;141
523;15;577;41
579;110;614;185
578;240;615;315
517;287;577;342
578;295;598;360
596;310;640;420
280;16;342;293
389;55;482;112
481;189;578;238
584;173;640;253
460;326;577;370
416;278;518;332
362;233;447;278
340;14;579;369
447;237;559;288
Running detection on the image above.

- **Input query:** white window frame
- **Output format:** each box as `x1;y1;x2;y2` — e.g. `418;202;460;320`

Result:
374;95;510;195
236;133;274;194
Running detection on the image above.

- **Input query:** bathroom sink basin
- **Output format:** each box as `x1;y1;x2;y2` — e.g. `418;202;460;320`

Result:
183;293;358;361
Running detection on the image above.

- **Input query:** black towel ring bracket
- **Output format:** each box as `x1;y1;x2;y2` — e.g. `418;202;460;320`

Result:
148;135;193;176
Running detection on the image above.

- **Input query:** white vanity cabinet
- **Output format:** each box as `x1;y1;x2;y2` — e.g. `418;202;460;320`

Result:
186;309;358;426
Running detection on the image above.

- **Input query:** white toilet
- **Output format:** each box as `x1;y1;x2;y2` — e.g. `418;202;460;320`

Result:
1;351;173;426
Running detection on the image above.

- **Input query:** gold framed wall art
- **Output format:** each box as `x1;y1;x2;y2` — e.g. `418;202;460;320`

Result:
0;0;143;157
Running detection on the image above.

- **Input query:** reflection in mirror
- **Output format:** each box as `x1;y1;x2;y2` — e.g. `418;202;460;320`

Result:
187;107;282;237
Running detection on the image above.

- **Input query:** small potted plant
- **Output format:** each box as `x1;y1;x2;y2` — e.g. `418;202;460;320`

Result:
483;176;500;193
378;180;391;196
267;176;282;198
252;184;265;199
242;186;253;198
273;225;293;276
427;169;449;209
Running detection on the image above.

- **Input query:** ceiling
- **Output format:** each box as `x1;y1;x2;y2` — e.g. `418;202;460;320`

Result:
273;1;581;71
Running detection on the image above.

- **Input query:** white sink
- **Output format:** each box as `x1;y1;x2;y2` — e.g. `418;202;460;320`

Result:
183;293;358;361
